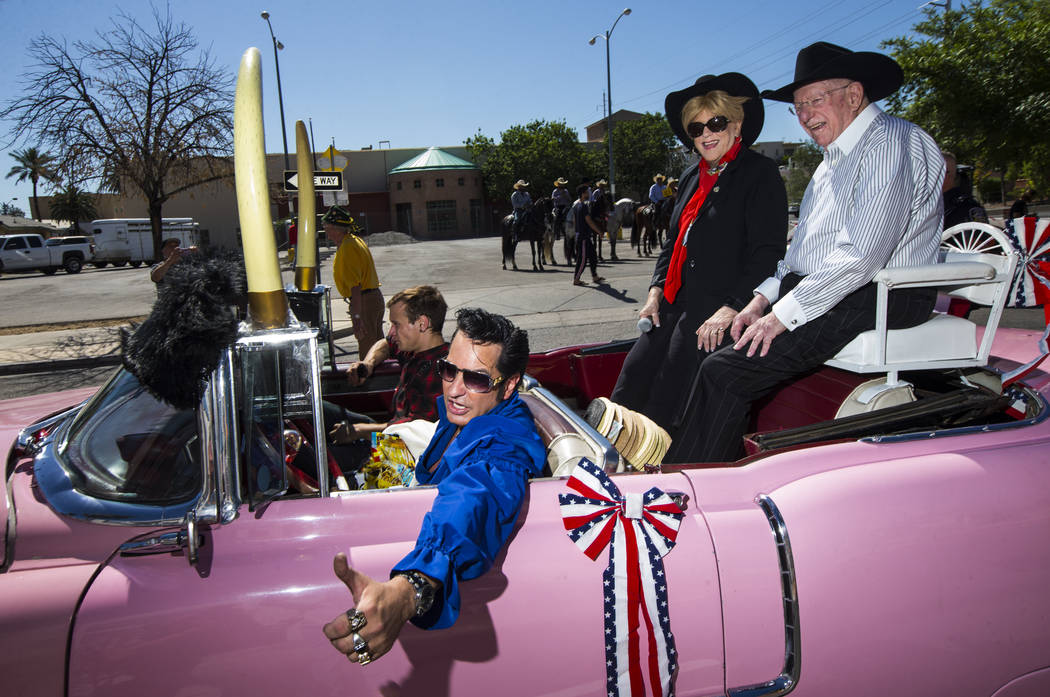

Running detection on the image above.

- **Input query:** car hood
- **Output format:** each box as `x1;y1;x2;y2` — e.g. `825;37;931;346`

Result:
1;387;99;569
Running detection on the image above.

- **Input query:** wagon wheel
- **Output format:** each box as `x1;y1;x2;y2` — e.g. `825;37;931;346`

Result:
941;222;1013;256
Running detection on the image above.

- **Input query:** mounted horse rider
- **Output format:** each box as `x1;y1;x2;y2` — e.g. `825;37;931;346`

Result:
511;179;533;242
648;173;667;209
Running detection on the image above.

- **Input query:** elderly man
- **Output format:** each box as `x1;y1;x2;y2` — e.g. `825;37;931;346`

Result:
669;41;945;463
324;206;384;359
323;307;546;665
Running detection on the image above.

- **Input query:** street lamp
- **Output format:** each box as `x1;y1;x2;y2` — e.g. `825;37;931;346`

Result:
589;7;631;198
260;10;290;172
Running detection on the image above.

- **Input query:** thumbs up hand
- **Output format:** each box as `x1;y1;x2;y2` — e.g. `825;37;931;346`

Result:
322;553;417;665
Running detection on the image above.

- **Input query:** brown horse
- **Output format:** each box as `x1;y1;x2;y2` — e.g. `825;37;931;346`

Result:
633;197;674;256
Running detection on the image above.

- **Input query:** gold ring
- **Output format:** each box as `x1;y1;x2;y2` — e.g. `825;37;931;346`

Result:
358;650;374;665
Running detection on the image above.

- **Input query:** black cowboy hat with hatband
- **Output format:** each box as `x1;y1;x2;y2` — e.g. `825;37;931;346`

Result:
664;72;764;149
761;41;903;103
321;206;355;227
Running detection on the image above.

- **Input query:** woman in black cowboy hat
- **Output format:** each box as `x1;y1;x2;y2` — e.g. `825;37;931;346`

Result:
608;72;787;435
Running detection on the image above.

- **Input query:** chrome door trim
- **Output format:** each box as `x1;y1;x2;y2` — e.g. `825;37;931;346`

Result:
727;494;801;697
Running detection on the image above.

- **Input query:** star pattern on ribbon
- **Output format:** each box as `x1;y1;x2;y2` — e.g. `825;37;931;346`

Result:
1002;217;1050;387
559;458;684;697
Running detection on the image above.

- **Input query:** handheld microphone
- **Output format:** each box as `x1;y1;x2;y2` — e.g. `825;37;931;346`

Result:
637;317;653;333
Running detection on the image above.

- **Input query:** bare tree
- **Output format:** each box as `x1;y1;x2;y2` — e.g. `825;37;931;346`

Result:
1;7;234;258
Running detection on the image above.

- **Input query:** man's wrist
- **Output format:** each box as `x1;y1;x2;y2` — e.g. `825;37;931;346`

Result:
392;571;435;618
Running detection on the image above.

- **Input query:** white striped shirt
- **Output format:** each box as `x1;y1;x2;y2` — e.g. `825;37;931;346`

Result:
755;104;945;330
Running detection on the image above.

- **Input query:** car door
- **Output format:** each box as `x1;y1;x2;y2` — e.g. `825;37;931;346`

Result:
2;236;33;269
69;470;725;697
681;430;1050;697
25;235;49;267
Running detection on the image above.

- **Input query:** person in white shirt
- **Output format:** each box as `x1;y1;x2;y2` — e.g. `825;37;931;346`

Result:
667;41;945;464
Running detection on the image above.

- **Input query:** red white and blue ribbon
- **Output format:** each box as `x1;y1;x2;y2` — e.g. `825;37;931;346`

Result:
559;458;684;697
1002;217;1050;386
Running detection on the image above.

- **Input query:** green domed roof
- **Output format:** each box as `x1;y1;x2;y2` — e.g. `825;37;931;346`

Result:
389;147;478;174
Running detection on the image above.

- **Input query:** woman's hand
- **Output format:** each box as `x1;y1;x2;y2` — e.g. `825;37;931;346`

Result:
696;305;738;353
640;287;663;328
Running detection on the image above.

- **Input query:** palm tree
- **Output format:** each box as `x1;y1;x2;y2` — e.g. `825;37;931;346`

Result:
6;147;59;220
48;184;98;232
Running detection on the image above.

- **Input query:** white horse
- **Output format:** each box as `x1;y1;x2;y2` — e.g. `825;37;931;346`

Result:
599;197;636;260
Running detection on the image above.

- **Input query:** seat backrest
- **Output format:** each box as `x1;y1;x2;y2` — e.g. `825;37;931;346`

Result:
942;250;1014;305
940;223;1019;305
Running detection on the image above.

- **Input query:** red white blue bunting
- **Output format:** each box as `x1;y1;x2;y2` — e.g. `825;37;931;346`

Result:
1002;217;1050;386
559;458;684;697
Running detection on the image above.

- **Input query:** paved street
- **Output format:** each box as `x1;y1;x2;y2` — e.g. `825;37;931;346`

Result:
0;234;654;398
1;232;1046;401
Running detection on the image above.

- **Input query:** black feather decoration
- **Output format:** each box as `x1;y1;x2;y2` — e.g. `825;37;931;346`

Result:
121;249;248;409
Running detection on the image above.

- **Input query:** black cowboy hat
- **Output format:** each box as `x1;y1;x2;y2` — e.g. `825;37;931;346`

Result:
761;41;903;103
664;72;764;149
321;205;354;227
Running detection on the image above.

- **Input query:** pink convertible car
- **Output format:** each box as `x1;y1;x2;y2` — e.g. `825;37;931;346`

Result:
2;250;1049;696
4;42;1049;694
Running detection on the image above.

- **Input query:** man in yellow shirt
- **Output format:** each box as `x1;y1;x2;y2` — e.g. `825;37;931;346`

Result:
323;206;384;359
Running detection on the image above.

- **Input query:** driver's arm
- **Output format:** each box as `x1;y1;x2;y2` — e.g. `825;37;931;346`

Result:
347;338;391;386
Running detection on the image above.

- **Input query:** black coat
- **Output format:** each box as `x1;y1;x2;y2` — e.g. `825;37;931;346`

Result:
651;147;787;320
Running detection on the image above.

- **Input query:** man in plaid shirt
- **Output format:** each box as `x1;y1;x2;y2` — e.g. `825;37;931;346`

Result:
330;286;449;443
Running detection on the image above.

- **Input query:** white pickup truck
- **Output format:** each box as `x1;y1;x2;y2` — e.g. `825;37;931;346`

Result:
0;233;94;275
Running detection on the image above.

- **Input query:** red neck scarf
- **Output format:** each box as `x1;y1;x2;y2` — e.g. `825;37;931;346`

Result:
663;138;742;304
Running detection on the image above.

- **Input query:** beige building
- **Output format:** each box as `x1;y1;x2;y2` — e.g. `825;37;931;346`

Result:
387;147;485;239
32;144;492;250
585;109;647;142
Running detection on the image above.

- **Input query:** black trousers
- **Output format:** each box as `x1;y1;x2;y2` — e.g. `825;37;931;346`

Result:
665;274;936;463
610;301;730;433
574;231;598;281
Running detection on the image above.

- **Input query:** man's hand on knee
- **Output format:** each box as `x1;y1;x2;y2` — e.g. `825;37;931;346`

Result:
730;294;770;342
734;313;786;358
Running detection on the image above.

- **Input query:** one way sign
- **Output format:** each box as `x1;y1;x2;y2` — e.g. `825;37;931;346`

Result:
283;170;344;192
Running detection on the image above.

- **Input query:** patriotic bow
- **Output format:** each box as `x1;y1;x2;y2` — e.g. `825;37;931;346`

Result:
559;458;684;697
1002;217;1050;386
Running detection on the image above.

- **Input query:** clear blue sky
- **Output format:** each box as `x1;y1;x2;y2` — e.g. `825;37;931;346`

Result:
0;0;936;218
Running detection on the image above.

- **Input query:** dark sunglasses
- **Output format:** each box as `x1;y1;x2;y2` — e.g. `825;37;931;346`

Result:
685;115;730;139
437;359;506;394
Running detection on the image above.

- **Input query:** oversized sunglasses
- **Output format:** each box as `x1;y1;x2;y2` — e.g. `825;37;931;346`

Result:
437;359;505;394
685;115;729;139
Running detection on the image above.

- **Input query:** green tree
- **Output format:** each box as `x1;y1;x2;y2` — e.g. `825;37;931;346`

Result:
1;7;233;258
883;0;1050;195
49;183;98;231
5;147;59;220
784;141;823;202
465;120;598;204
608;113;684;201
0;202;26;217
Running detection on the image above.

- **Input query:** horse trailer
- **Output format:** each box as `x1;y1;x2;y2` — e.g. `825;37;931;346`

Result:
85;218;200;267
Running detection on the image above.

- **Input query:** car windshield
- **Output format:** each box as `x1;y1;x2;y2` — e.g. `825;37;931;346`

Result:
61;368;201;504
